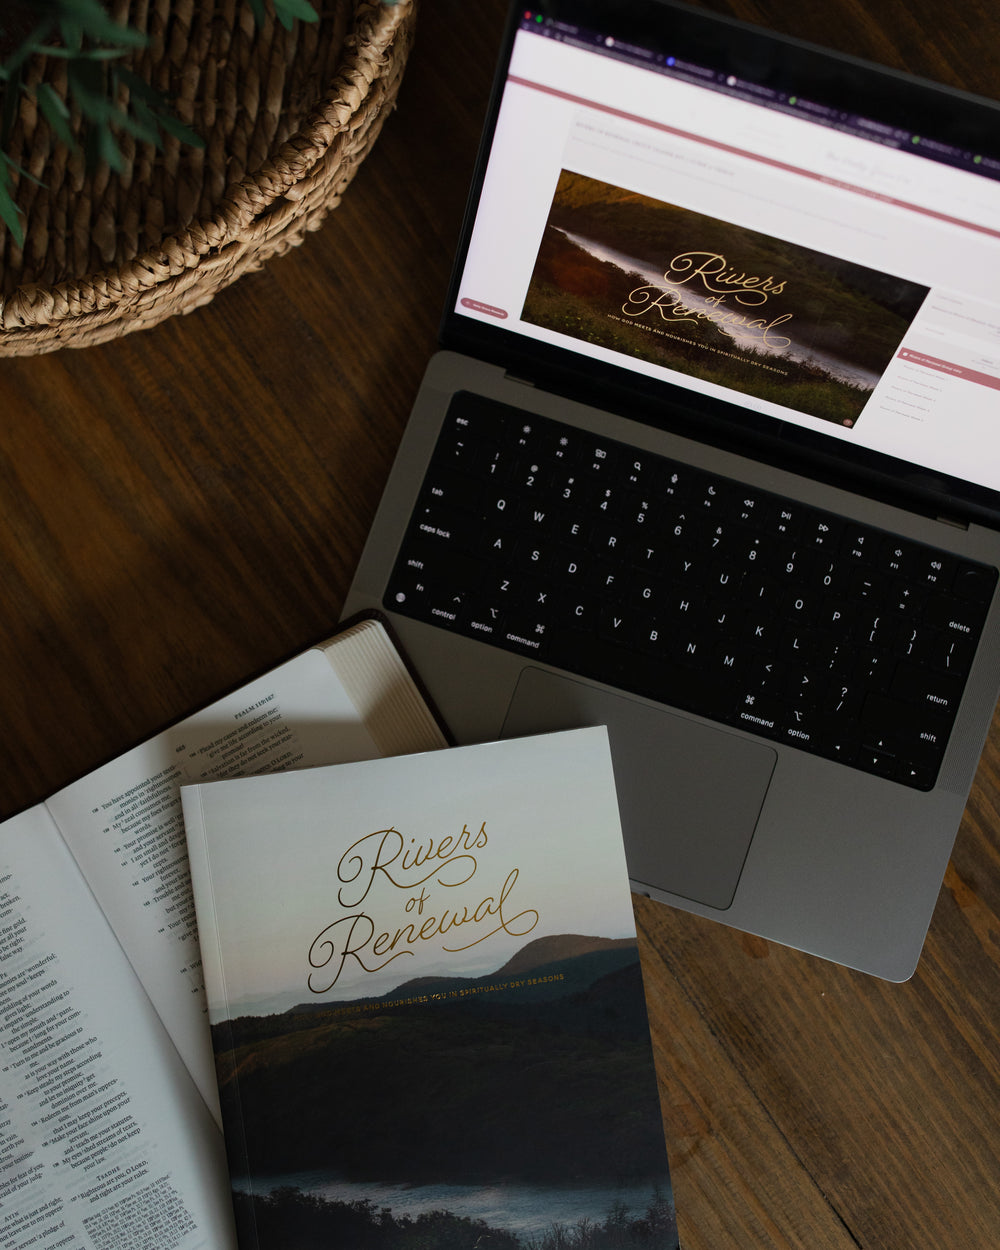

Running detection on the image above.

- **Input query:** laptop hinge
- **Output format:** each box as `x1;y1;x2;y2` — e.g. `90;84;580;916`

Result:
936;513;970;531
504;372;536;388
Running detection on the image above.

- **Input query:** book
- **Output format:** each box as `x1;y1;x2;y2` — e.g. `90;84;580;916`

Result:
0;616;447;1250
181;726;679;1249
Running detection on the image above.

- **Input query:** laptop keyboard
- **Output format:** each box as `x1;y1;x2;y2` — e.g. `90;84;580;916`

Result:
384;391;997;790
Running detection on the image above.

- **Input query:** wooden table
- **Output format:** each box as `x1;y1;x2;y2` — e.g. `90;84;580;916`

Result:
2;2;998;1245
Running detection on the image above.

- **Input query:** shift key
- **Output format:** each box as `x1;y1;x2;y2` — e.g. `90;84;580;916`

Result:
861;691;951;759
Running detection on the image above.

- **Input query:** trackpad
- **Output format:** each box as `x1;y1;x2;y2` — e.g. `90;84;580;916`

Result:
500;668;776;910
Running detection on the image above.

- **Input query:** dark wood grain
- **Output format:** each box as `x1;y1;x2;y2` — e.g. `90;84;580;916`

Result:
2;2;999;1246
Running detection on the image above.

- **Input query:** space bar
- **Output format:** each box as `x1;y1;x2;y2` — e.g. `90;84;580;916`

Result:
546;631;731;722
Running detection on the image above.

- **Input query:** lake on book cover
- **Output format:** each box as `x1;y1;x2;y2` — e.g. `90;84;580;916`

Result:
235;1171;669;1240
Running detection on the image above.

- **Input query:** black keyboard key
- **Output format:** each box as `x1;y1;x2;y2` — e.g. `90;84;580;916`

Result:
497;615;551;656
923;594;990;639
888;662;964;717
916;631;976;677
860;692;951;767
803;514;844;552
842;525;880;563
887;580;929;616
423;466;487;514
387;543;482;606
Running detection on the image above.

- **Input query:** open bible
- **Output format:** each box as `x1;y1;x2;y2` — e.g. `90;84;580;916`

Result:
0;617;447;1250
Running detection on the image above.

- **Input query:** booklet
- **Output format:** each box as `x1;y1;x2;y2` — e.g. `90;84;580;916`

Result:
0;617;447;1250
182;726;678;1249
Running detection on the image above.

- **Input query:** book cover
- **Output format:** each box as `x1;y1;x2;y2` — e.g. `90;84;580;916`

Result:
182;727;678;1249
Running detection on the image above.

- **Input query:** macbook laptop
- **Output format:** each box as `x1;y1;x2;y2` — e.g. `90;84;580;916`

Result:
343;0;1000;980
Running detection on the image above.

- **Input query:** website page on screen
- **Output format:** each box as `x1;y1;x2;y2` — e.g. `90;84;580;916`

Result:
455;17;1000;496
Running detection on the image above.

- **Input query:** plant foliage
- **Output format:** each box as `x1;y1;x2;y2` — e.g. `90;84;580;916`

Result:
0;0;319;247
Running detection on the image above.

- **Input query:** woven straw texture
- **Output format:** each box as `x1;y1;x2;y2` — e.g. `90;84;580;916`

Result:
0;0;416;356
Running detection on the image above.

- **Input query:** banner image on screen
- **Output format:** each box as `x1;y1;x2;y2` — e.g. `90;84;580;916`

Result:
521;171;930;427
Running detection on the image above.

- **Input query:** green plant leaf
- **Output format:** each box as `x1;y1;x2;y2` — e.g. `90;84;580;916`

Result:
0;152;40;247
116;66;163;105
154;112;205;150
113;103;160;147
67;58;115;124
1;1;208;199
93;120;125;173
57;0;149;51
1;66;22;147
1;33;53;79
35;82;75;149
273;0;320;29
0;157;25;248
114;69;205;151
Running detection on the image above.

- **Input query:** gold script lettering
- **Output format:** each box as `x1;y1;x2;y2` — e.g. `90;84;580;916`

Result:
622;289;793;349
306;869;539;993
441;868;539;953
663;251;786;304
337;822;488;909
307;913;411;994
620;248;792;349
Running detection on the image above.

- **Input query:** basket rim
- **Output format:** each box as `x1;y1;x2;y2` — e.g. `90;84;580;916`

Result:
0;0;413;332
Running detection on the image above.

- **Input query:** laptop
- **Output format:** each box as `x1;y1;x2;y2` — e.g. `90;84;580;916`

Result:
343;0;1000;981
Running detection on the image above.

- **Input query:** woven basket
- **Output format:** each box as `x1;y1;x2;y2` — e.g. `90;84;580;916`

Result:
0;0;417;356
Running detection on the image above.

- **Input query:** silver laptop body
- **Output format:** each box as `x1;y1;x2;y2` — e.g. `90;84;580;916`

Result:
344;0;1000;981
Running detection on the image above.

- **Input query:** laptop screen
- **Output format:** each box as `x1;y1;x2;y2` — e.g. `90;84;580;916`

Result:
450;2;1000;515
